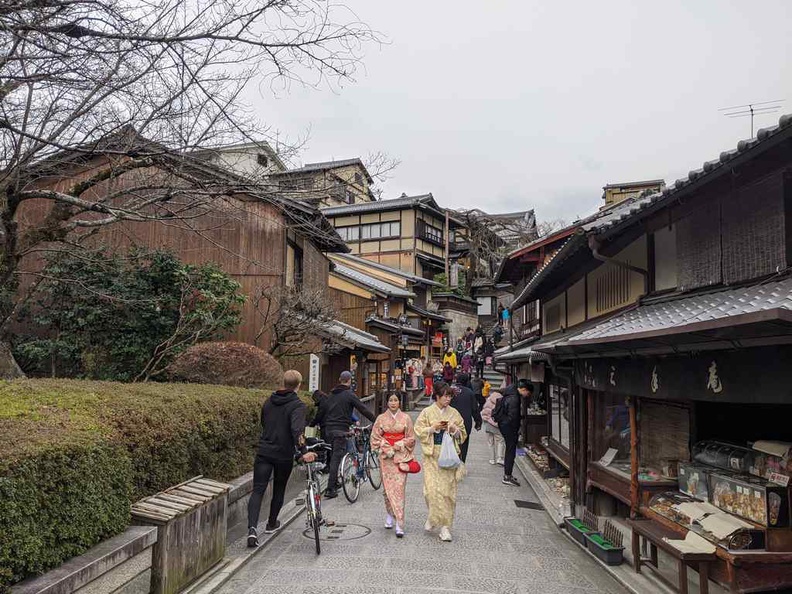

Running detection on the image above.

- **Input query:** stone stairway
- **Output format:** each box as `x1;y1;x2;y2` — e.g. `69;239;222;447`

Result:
482;367;506;389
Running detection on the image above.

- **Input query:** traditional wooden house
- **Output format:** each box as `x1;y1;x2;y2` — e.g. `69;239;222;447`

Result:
498;114;792;592
15;130;356;378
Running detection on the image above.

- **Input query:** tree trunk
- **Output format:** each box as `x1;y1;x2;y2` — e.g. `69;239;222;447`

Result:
0;342;25;379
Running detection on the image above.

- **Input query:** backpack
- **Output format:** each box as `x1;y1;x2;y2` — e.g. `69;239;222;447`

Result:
492;395;508;425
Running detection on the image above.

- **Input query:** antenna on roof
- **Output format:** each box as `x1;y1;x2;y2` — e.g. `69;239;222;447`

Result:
719;99;784;137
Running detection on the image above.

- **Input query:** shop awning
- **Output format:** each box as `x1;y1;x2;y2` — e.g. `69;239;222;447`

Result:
320;319;391;353
547;276;792;356
366;316;426;338
406;303;451;322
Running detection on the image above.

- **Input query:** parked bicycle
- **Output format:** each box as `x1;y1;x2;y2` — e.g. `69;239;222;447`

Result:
339;425;382;503
297;438;333;554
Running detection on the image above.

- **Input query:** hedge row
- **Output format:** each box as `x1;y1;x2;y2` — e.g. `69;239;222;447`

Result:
0;379;315;590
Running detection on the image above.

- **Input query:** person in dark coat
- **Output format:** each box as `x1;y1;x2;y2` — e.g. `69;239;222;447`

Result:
498;379;533;486
247;370;316;547
450;373;482;462
471;376;485;412
312;370;376;498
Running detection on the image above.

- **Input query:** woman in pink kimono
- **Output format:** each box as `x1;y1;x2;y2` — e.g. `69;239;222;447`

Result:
371;393;416;537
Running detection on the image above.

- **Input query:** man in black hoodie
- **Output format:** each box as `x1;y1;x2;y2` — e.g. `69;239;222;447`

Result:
247;370;315;547
451;373;482;462
312;370;376;498
498;379;533;486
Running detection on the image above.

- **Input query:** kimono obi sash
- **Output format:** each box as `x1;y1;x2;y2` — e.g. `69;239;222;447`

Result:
382;432;405;446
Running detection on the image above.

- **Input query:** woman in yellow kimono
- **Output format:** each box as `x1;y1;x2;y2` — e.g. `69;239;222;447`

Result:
370;393;416;538
414;384;467;542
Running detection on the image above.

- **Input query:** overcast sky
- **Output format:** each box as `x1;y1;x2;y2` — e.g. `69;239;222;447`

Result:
248;0;792;224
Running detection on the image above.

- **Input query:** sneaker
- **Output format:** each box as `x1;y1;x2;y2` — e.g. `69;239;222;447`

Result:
439;526;452;542
424;520;433;532
385;514;394;529
496;458;504;466
264;520;281;534
502;475;521;487
395;524;404;538
488;459;496;465
247;527;258;548
323;489;338;499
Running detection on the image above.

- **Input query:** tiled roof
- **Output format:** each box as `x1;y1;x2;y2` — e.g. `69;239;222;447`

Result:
322;319;390;353
332;263;415;298
406;302;451;322
366;316;426;337
565;276;792;344
321;193;439;216
330;253;441;286
510;233;586;309
273;158;373;182
584;113;792;235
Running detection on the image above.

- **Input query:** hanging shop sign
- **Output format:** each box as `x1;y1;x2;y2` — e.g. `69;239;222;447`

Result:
574;346;792;403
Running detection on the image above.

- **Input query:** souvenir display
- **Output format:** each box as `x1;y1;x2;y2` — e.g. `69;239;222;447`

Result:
678;462;712;500
751;441;792;480
693;440;755;474
709;470;789;528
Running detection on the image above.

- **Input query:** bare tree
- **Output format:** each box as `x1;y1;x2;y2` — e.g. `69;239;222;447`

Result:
452;209;538;288
363;150;400;200
0;0;376;374
535;217;568;238
252;283;342;359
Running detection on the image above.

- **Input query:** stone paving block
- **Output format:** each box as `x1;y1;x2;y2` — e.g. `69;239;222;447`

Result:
385;557;477;575
257;568;351;585
452;575;520;594
357;570;450;588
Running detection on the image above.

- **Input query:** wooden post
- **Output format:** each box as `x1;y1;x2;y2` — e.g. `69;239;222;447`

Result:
629;396;639;519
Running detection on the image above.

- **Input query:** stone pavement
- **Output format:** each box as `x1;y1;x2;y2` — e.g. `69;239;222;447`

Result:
216;421;629;594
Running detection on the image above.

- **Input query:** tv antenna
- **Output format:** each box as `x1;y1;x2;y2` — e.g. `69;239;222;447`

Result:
719;99;784;137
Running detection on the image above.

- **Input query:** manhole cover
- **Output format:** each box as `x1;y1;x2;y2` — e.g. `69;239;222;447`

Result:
302;522;371;541
514;499;544;510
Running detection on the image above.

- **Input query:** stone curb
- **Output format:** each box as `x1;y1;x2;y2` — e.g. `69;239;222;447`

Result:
514;455;675;594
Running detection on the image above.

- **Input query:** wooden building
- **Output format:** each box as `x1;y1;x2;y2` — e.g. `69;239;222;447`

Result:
497;114;792;592
15;130;349;377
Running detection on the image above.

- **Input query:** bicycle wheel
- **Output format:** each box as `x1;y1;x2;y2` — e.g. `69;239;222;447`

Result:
340;453;360;503
366;449;382;490
307;481;321;554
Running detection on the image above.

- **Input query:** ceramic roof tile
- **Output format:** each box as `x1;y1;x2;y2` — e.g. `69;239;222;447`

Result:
332;263;415;298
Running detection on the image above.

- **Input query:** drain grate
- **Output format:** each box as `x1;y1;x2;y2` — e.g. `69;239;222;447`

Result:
302;522;371;541
514;499;544;510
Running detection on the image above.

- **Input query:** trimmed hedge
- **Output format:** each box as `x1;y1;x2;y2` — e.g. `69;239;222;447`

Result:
0;379;315;590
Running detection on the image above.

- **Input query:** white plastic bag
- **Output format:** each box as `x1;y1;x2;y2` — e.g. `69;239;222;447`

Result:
438;432;461;469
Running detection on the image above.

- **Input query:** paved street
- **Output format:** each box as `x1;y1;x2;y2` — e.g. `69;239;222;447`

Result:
219;422;628;594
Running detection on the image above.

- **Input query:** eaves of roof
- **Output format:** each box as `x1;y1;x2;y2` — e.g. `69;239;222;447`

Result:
510;232;587;309
332;264;415;299
406;302;451;322
271;158;373;183
330;253;442;287
321;318;390;353
366;316;426;337
494;225;578;283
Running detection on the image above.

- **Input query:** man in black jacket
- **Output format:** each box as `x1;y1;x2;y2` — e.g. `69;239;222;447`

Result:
247;370;316;547
312;370;376;498
451;373;482;463
498;379;533;486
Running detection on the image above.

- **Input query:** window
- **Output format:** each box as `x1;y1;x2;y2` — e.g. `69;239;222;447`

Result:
417;219;443;245
256;153;268;167
286;242;303;287
591;391;631;471
594;262;630;313
549;380;571;450
354;172;364;186
345;190;354;204
336;226;359;242
359;222;401;240
477;296;494;316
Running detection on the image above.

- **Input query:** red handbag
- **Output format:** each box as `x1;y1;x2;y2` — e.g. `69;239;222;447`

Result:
399;459;421;474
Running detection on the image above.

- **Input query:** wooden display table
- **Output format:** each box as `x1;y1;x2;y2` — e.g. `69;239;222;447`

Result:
627;518;716;594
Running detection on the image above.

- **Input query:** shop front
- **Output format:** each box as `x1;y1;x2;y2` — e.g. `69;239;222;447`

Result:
571;346;792;592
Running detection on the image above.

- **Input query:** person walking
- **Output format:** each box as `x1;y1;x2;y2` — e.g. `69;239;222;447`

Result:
422;359;435;397
471;375;485;412
450;373;482;463
414;384;467;542
370;392;416;538
495;379;533;486
312;370;376;499
247;370;316;547
442;361;454;383
442;347;457;370
481;388;505;465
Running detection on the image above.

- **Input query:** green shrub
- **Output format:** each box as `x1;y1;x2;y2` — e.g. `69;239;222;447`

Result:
0;379;315;590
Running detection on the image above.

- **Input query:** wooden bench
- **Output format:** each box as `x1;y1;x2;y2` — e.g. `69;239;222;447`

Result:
627;518;716;594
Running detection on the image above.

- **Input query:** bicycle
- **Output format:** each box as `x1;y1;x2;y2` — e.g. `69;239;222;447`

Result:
339;425;382;503
297;438;333;554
